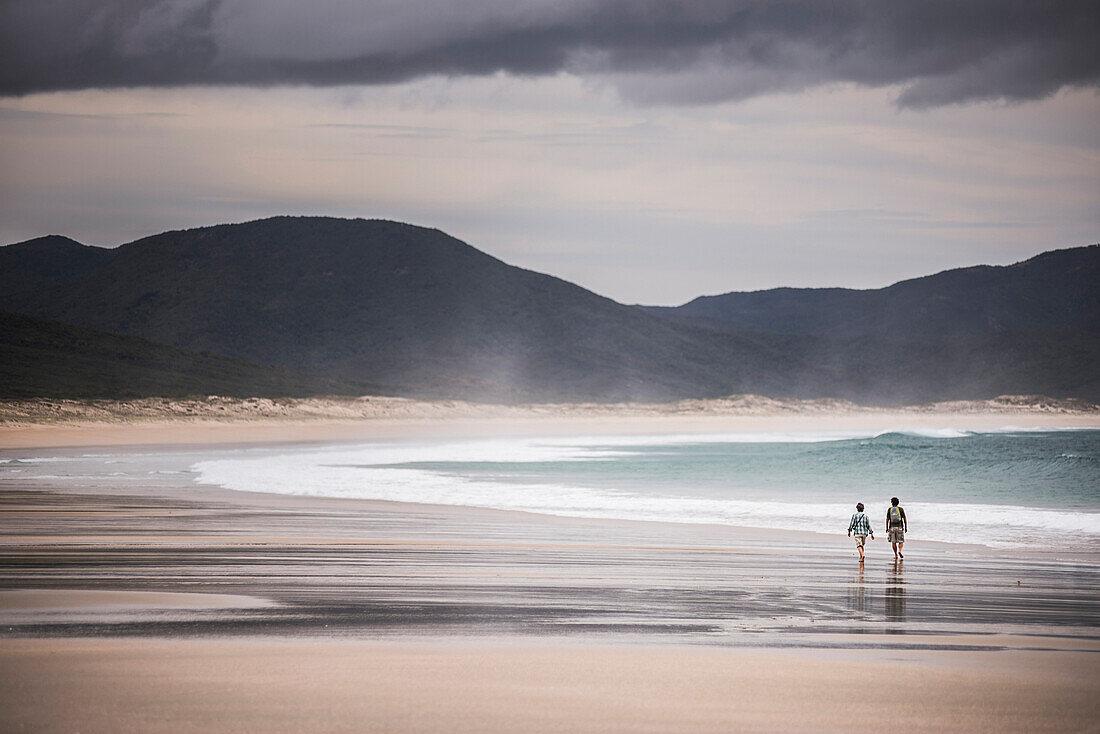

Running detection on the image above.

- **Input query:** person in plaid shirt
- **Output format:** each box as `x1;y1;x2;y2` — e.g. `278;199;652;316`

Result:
847;502;874;562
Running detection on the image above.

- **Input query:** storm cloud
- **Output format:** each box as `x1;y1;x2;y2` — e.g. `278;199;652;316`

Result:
1;0;1097;107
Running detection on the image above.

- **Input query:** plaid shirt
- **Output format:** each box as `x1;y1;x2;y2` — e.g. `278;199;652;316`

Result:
848;512;873;535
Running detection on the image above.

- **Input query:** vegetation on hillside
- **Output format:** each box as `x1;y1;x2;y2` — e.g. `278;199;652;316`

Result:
0;310;382;399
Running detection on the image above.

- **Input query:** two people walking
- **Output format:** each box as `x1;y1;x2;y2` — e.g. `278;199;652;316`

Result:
847;497;907;562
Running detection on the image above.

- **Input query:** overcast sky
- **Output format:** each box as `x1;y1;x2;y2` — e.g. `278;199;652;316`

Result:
1;0;1097;304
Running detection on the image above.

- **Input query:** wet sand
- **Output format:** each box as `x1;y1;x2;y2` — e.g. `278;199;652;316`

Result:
1;417;1098;732
0;588;275;612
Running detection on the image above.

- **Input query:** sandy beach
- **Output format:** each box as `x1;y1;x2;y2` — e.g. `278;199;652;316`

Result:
2;394;1097;449
3;638;1096;734
2;404;1098;732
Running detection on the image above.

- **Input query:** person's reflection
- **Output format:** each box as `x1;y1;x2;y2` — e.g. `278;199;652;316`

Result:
885;559;906;623
847;562;867;615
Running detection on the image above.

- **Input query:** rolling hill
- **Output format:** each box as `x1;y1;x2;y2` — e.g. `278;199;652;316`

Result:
0;217;829;401
646;245;1100;336
1;217;1096;403
0;235;115;300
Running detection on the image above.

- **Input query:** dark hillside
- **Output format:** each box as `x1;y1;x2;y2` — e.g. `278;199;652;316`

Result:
0;217;828;401
0;235;114;298
0;310;381;399
651;245;1100;337
2;219;1095;403
783;330;1100;403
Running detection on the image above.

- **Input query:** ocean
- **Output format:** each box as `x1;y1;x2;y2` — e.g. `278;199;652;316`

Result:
5;427;1098;551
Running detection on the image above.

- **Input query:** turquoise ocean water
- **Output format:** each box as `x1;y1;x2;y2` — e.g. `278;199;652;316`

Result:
189;427;1100;550
4;427;1097;551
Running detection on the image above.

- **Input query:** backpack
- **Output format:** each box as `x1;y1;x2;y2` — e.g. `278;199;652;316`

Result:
888;506;903;526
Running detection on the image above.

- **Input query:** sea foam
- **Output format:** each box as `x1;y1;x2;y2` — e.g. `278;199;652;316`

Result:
192;430;1100;550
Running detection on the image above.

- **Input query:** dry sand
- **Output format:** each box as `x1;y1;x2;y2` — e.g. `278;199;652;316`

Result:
1;638;1097;733
2;393;1097;449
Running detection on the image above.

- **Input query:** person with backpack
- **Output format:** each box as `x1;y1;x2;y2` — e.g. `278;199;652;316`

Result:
847;502;874;563
886;497;907;560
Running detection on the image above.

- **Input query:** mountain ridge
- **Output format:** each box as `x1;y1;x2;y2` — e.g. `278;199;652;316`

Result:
1;217;832;401
2;217;1096;402
647;244;1100;337
0;234;116;299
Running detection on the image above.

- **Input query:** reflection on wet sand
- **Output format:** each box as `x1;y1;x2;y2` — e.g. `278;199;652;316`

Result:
847;562;867;616
885;560;906;623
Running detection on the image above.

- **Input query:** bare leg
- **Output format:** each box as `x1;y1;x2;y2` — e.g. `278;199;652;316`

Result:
898;541;903;559
892;542;898;560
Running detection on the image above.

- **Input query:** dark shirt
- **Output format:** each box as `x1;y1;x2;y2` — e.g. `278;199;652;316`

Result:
886;506;906;527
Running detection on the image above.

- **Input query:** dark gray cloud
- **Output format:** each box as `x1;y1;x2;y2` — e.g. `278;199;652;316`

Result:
1;0;1097;107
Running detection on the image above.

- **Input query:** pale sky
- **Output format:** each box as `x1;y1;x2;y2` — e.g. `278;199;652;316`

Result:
1;1;1097;305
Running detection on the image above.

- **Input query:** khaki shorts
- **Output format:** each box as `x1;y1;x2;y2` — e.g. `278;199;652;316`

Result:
853;534;868;548
888;527;905;543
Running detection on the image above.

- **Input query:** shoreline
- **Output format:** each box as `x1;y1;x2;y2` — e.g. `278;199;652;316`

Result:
2;422;1097;732
3;410;1097;562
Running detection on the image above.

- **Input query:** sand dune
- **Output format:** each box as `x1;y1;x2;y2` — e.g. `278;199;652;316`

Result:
2;393;1096;425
